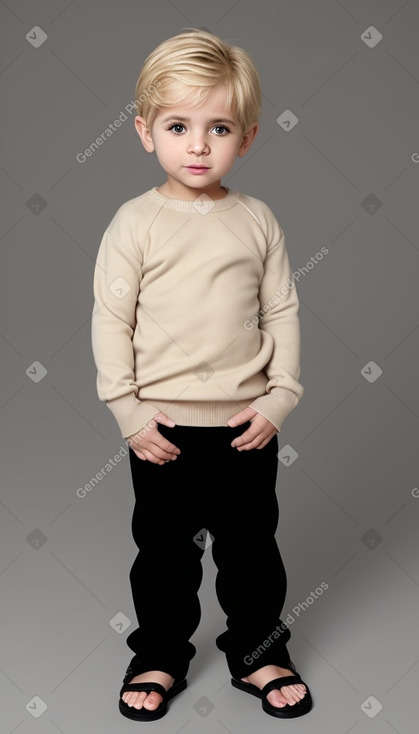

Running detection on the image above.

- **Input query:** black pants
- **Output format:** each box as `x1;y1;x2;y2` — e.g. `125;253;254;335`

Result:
126;421;291;682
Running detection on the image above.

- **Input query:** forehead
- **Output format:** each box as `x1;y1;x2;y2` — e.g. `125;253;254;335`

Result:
155;83;236;120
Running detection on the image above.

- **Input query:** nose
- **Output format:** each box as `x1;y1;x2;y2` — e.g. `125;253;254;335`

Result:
187;134;209;155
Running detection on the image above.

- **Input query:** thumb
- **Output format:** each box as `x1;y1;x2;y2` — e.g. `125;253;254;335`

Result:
228;407;257;426
153;411;176;427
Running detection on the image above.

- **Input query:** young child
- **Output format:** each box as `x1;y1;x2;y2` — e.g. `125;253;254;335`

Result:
91;28;312;721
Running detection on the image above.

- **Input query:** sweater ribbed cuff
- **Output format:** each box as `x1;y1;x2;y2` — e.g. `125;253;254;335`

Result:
106;392;162;438
248;387;299;432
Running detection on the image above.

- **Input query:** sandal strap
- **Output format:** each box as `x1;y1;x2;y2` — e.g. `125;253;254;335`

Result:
262;674;302;696
123;658;179;681
120;681;166;697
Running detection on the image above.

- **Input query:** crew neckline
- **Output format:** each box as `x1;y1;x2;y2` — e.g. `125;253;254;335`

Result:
149;186;240;212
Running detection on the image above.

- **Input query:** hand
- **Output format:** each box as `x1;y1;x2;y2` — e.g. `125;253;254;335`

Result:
227;407;277;451
126;412;181;465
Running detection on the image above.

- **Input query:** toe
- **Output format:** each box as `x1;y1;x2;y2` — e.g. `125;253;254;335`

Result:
266;690;287;708
128;695;138;708
132;692;148;709
143;693;162;710
279;687;296;705
122;691;137;706
280;683;307;705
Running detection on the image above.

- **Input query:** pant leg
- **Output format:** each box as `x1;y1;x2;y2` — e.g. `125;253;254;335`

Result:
126;421;291;683
126;427;207;681
207;422;292;680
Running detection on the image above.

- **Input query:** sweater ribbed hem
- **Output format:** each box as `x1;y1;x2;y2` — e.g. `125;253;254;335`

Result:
146;399;257;427
105;388;300;438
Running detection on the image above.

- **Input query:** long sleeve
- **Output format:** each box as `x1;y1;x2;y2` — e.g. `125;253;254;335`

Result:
91;228;161;438
248;224;304;431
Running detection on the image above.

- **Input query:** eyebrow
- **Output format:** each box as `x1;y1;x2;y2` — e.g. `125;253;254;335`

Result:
160;115;237;126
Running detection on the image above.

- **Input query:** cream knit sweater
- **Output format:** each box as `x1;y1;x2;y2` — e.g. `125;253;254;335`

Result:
91;186;304;438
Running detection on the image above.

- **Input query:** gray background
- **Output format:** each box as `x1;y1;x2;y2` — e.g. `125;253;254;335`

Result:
1;0;418;731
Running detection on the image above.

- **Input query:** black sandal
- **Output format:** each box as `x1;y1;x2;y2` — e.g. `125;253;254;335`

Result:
231;660;313;718
118;659;188;721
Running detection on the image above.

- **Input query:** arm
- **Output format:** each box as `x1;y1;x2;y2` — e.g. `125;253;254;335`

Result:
91;228;161;438
247;224;304;432
228;222;304;446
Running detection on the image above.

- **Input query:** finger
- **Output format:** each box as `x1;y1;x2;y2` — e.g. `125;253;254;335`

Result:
234;434;266;451
235;440;263;451
140;448;170;465
231;427;263;448
144;440;180;462
156;437;181;455
152;438;180;459
130;434;180;458
256;436;272;449
234;428;276;451
249;433;277;451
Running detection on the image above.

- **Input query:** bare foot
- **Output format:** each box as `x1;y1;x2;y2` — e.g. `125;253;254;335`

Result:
241;664;307;709
122;670;174;711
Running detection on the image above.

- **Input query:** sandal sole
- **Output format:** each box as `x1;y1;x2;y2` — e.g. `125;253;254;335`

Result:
231;675;313;719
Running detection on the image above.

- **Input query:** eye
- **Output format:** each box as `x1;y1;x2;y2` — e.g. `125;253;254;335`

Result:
167;123;186;134
212;125;230;135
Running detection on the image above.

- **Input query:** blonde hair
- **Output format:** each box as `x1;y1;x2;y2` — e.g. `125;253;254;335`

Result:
134;28;263;134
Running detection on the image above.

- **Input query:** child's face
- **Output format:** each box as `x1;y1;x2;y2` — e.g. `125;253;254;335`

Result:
135;83;258;197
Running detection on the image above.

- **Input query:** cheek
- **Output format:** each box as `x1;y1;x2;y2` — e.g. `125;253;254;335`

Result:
154;143;178;163
162;140;182;157
223;144;241;161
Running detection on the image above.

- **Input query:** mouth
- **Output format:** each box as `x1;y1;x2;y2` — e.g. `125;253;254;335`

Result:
186;165;210;169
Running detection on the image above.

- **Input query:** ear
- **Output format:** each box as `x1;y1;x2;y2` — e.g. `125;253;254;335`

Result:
134;116;155;152
237;122;259;158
